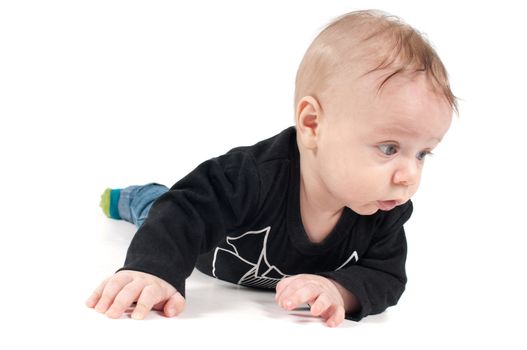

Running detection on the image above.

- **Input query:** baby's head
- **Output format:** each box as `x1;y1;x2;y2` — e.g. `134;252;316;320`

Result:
294;10;456;215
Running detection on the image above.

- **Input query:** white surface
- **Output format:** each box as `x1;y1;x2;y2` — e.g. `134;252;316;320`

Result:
1;1;526;349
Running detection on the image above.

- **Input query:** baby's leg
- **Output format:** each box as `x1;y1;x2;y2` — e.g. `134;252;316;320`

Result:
119;183;169;228
100;183;168;228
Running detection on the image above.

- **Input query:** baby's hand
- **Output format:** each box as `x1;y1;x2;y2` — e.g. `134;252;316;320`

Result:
275;274;347;327
85;270;185;320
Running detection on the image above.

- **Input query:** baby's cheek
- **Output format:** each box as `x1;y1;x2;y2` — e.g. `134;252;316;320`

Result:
409;182;420;197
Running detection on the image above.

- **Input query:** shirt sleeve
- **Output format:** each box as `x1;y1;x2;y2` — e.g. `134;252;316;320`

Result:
118;151;261;297
316;201;412;321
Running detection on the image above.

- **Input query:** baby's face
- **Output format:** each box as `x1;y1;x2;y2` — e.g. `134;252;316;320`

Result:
315;70;452;215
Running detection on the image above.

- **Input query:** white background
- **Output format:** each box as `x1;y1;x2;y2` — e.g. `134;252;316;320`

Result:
1;0;526;349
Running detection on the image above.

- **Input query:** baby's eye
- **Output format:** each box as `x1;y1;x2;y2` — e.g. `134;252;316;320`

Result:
378;144;399;156
416;150;432;161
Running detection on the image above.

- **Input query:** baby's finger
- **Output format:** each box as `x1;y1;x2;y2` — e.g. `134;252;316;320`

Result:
85;277;109;308
131;285;164;320
105;279;146;319
94;274;133;314
275;275;302;303
309;294;332;317
163;292;186;317
275;278;289;301
325;306;345;328
280;284;317;310
276;276;293;292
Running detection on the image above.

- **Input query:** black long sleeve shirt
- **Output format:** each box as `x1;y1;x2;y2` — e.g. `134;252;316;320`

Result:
121;126;412;321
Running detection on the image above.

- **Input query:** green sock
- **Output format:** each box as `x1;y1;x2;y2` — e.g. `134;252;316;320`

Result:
99;188;121;219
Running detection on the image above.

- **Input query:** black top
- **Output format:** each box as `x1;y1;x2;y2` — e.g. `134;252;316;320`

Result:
120;127;412;321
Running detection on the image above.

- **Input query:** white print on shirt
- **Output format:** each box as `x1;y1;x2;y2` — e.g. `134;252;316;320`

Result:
212;226;359;289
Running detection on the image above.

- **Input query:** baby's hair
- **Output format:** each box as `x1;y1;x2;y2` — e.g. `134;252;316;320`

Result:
295;10;458;114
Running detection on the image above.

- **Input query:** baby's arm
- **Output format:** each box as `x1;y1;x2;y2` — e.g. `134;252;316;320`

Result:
275;274;359;327
89;152;261;320
85;270;185;319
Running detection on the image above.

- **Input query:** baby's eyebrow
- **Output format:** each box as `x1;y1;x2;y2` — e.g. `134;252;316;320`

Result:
375;124;417;137
374;125;442;143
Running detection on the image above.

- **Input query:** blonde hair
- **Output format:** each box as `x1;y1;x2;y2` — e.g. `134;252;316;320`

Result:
294;10;458;113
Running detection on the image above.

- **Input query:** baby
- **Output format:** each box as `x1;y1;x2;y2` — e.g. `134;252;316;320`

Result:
86;10;456;327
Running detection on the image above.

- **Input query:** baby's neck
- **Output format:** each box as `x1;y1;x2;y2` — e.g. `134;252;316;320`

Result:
299;174;344;243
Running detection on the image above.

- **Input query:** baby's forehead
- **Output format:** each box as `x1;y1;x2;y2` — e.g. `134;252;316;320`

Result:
354;73;452;135
329;58;451;118
327;67;441;109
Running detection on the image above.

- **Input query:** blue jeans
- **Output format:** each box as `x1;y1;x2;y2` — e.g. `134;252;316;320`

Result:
118;183;169;228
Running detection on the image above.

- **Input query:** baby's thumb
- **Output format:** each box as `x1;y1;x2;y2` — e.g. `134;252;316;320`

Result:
163;292;186;317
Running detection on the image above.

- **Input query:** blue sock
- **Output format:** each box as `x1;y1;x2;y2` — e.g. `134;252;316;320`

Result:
109;189;122;220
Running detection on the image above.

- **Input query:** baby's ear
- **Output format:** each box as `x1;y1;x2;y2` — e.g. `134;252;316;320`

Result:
295;96;322;150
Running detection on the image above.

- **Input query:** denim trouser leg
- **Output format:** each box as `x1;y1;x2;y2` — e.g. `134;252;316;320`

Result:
117;183;169;228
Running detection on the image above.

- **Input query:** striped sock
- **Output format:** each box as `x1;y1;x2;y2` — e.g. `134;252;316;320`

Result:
99;188;122;220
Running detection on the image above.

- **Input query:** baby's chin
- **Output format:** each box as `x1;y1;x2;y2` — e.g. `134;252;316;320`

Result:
348;203;379;216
